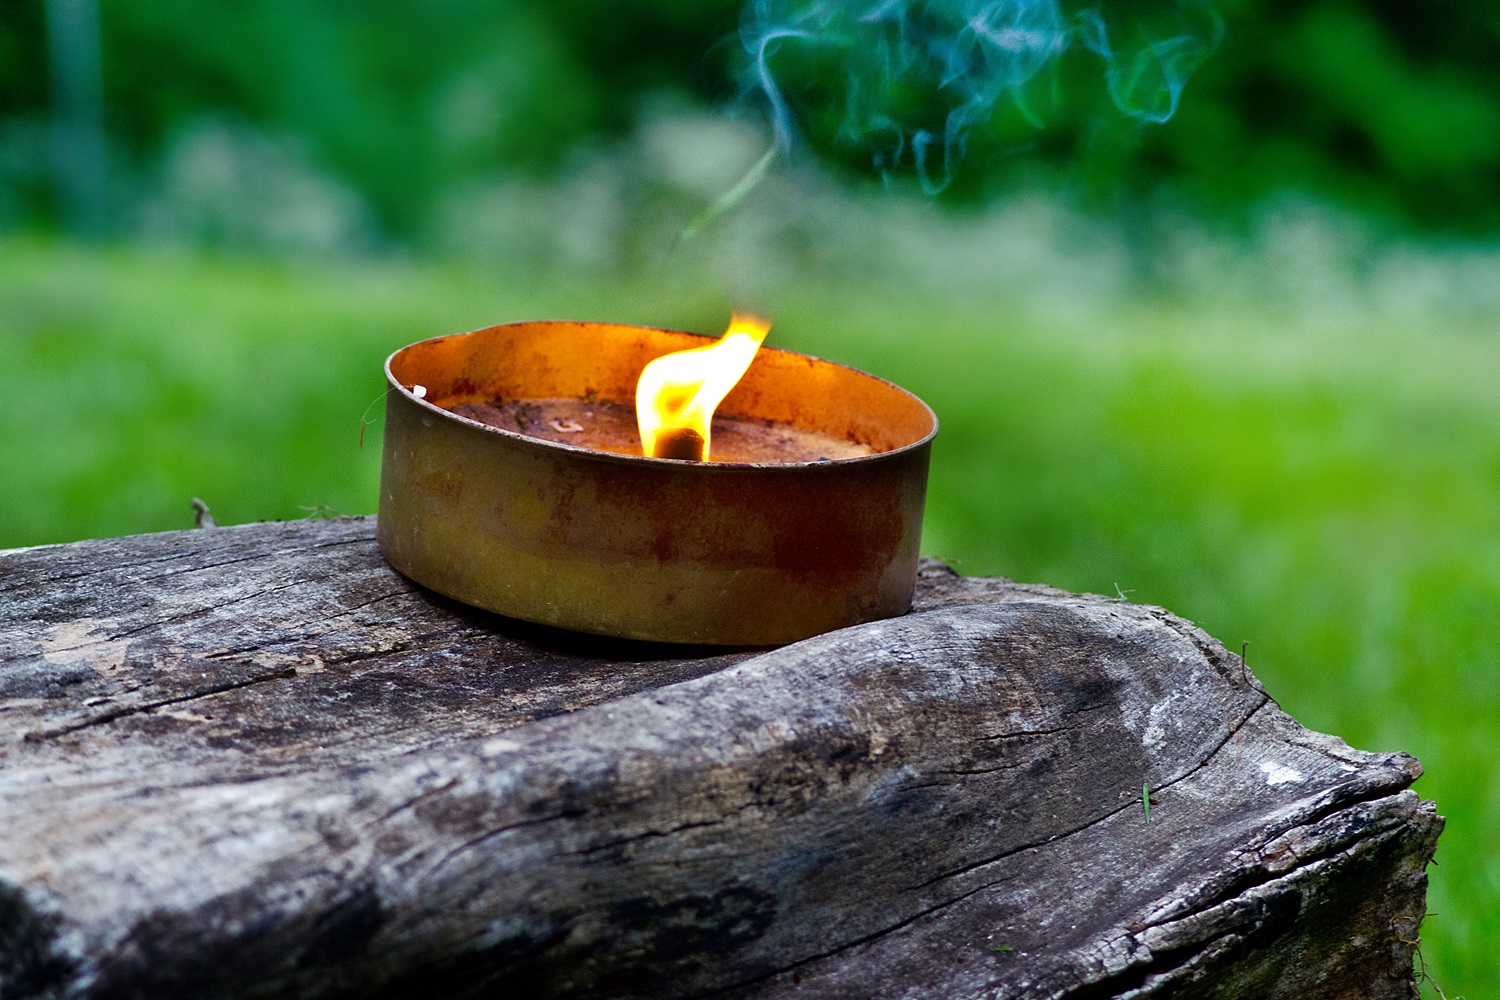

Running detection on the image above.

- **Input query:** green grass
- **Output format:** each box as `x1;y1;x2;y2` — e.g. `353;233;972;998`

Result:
2;235;1496;997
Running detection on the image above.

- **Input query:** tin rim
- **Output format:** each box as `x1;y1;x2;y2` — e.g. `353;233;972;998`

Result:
383;321;938;470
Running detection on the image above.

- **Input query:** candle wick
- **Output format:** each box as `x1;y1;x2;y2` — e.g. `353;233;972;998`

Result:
652;427;706;462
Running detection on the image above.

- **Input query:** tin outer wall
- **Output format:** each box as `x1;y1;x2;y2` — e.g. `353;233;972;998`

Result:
376;322;935;646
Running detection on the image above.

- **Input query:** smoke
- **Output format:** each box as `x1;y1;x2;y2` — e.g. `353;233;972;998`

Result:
736;0;1222;193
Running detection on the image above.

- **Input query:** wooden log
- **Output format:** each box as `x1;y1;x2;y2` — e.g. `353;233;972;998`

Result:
0;518;1440;999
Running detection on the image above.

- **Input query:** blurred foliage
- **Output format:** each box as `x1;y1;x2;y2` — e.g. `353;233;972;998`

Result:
0;0;740;238
3;0;1500;237
1;234;1497;999
1138;0;1500;230
844;0;1500;227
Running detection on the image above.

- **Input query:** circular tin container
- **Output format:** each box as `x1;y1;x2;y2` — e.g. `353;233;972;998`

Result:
377;321;936;645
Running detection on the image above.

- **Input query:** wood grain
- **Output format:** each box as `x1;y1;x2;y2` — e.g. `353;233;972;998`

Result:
0;518;1440;999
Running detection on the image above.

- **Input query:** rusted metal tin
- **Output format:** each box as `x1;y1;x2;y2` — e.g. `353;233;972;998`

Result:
377;321;937;645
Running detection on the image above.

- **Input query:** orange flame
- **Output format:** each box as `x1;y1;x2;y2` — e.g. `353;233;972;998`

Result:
636;314;770;461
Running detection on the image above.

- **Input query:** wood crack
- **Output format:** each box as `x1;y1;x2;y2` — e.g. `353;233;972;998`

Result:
975;714;1098;742
104;580;309;645
426;812;587;877
0;527;376;601
902;696;1273;896
697;768;1424;1000
135;532;374;586
373;777;466;824
691;872;1023;999
1130;785;1423;937
0;546;204;595
569;801;770;857
1143;694;1274;801
22;665;300;741
1055;810;1433;1000
195;587;419;661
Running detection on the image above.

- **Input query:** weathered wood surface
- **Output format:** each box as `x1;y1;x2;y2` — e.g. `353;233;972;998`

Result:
0;517;1440;1000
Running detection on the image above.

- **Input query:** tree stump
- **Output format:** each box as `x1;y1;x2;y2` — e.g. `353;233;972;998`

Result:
0;518;1440;999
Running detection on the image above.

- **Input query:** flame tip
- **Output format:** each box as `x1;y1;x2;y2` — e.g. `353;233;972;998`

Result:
727;312;773;342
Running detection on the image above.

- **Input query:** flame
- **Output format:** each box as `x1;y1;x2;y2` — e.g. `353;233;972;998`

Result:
636;314;770;461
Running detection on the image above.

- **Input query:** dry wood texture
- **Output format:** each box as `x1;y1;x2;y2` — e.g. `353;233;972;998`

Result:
0;518;1440;999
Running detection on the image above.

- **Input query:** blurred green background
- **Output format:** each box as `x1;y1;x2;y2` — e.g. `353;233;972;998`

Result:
1;2;1497;996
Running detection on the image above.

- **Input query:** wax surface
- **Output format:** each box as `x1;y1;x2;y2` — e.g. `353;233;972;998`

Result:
443;397;874;464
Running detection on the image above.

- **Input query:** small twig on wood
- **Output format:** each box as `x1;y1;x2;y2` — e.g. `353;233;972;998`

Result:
1236;640;1273;699
1403;915;1464;1000
299;505;342;520
359;387;392;449
1416;947;1463;1000
190;498;216;529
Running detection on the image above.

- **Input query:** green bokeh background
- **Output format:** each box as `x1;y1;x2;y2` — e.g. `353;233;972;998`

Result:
2;2;1498;996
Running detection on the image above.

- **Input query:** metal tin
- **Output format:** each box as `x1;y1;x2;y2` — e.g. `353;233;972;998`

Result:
377;321;936;645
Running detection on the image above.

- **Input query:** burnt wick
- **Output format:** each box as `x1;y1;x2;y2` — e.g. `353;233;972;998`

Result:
651;427;706;461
